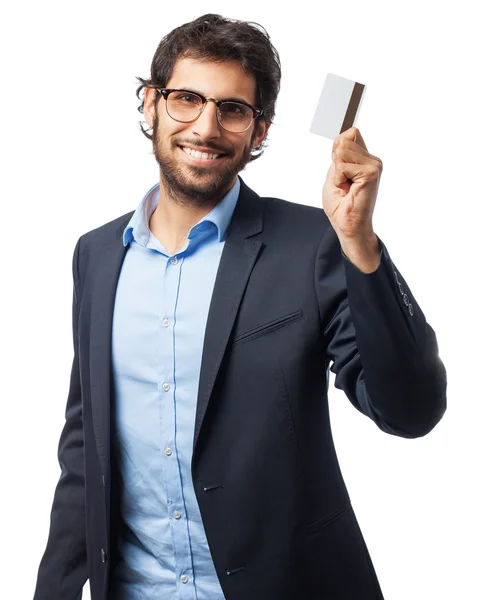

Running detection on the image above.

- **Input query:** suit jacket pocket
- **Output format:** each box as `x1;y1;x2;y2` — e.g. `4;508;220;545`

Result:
232;309;304;345
306;501;352;537
300;501;384;598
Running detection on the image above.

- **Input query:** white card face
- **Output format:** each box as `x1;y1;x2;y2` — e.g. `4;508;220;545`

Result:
310;73;366;140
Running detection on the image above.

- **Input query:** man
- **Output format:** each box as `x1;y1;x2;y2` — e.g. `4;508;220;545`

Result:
33;13;447;600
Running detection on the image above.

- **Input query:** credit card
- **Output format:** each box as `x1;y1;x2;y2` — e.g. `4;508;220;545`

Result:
310;73;366;140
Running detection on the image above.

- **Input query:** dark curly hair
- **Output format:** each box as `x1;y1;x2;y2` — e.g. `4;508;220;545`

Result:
135;13;281;163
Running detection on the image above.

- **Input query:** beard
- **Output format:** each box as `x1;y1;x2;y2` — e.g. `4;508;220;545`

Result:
151;115;254;208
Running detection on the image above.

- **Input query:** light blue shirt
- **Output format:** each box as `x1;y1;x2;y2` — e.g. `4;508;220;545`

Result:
109;177;241;599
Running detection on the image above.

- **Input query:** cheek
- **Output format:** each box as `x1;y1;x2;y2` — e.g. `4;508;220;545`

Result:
155;125;186;151
155;110;184;139
233;135;253;155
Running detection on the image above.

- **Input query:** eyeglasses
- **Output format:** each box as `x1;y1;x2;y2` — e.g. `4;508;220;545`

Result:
156;88;264;133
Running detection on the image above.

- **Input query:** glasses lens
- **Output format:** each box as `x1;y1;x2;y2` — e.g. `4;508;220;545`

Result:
218;102;254;132
167;91;203;122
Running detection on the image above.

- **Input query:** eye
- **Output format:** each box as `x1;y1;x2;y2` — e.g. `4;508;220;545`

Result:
169;91;202;107
221;102;248;116
178;93;197;103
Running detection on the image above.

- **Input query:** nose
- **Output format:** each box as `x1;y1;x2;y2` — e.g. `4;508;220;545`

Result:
191;100;221;140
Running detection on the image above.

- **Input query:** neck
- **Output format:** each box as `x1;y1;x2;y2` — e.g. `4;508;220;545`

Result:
148;170;235;255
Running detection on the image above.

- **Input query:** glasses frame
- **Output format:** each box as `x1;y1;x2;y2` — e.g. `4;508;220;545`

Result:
156;88;264;133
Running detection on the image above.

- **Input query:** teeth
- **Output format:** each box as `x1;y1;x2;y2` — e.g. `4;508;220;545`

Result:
182;147;221;160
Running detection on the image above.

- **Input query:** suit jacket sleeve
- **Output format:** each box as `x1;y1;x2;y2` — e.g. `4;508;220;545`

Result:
33;236;88;599
314;221;447;438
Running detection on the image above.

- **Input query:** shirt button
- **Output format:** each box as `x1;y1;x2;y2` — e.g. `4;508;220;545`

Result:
171;256;178;265
162;318;170;327
162;383;170;391
164;447;172;456
173;510;181;519
181;575;189;583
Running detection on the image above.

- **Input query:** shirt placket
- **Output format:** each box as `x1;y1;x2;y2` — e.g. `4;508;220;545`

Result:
159;252;197;599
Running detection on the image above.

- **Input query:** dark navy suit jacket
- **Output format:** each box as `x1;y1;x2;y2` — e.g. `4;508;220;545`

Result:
33;176;447;599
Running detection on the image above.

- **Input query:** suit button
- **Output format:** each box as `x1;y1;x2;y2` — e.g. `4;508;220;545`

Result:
408;303;414;316
403;293;409;306
101;549;107;563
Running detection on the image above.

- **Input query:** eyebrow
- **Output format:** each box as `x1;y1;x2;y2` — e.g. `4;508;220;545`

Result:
181;87;252;105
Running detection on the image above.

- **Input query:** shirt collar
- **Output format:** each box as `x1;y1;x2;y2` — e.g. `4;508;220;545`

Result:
123;177;241;248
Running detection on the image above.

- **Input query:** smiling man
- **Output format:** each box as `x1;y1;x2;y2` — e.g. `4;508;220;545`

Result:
144;56;270;254
33;13;447;600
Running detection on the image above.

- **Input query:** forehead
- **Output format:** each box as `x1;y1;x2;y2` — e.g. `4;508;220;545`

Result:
167;57;256;103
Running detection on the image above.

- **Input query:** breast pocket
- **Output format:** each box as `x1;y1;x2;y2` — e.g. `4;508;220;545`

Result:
232;309;304;345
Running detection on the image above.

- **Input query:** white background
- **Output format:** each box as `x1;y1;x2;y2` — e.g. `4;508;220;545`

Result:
1;1;477;598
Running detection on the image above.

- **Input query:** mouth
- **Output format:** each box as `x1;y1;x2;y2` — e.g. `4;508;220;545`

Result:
178;145;228;166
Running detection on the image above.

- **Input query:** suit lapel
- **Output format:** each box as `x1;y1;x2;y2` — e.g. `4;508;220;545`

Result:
89;229;129;476
193;179;264;455
88;177;264;476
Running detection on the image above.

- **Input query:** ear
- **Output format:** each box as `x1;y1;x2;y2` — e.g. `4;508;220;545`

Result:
252;120;271;149
143;88;158;128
